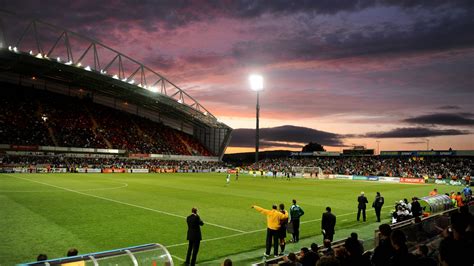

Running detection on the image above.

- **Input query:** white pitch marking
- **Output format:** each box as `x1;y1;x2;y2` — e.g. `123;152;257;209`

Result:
11;175;245;233
171;255;185;262
0;181;128;193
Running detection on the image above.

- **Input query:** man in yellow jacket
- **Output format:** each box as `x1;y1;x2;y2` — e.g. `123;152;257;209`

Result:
252;204;289;256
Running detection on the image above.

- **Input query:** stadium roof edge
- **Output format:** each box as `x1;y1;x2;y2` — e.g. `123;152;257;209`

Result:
0;10;225;127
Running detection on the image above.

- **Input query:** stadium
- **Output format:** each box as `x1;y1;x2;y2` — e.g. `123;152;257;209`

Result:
1;6;473;266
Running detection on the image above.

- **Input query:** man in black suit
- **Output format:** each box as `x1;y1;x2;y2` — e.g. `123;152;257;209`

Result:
185;207;204;266
357;192;369;222
372;192;384;222
321;206;336;241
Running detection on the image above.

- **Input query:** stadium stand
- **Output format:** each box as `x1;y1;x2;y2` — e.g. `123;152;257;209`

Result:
0;84;212;156
247;157;473;180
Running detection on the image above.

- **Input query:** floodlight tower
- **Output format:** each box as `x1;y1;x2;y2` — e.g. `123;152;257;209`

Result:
249;74;264;164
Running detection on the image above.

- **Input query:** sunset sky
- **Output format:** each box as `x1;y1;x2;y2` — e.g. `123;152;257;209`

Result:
3;1;474;153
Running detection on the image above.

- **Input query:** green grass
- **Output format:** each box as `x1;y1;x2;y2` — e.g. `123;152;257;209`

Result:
0;173;445;265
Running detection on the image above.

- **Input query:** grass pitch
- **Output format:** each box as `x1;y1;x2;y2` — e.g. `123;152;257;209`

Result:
0;173;441;265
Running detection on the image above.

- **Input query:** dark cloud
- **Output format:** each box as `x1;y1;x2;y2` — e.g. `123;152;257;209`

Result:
231;6;474;65
363;127;470;138
404;113;474;126
439;105;461;110
403;141;427;144
229;125;343;148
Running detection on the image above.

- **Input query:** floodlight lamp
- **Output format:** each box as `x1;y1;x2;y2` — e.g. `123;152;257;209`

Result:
29;50;33;55
8;46;12;51
76;62;82;67
65;60;73;65
57;57;61;62
122;78;127;82
128;79;135;84
13;46;18;53
177;99;183;104
35;53;43;59
249;74;264;91
84;66;91;71
149;86;158;93
112;74;119;79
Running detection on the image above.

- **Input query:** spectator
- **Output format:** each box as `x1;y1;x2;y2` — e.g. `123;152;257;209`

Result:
389;229;416;266
37;254;48;261
372;224;394;266
414;245;436;266
67;248;78;257
322;239;334;257
316;256;341;266
221;258;232;266
281;252;302;266
299;247;318;266
344;236;370;266
350;232;364;253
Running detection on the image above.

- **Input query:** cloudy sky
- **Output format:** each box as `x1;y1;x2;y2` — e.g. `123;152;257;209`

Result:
2;1;473;153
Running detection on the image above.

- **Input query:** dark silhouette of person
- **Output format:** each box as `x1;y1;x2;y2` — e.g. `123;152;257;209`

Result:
37;254;48;261
185;207;204;266
411;197;422;218
321;206;336;241
67;248;78;257
372;192;384;222
290;199;304;243
371;224;394;266
357;192;369;222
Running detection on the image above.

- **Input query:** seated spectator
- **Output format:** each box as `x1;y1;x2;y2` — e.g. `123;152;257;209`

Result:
414;245;436;266
67;248;78;257
350;232;364;253
372;224;394;266
299;247;318;266
389;229;416;266
221;258;232;266
280;252;302;266
37;254;48;261
322;239;334;257
344;236;370;266
316;256;341;266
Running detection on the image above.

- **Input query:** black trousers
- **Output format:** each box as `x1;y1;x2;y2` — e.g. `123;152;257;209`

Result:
357;208;366;221
323;231;334;242
291;219;300;242
266;228;279;256
185;239;200;265
374;207;382;222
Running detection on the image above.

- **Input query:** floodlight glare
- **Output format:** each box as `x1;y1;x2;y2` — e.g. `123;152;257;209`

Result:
249;74;264;91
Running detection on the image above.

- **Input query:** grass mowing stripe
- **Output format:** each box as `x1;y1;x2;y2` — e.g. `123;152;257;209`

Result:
10;175;245;234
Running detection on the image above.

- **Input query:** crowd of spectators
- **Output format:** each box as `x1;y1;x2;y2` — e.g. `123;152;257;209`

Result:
275;206;472;265
248;157;473;180
0;86;212;156
0;154;226;172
